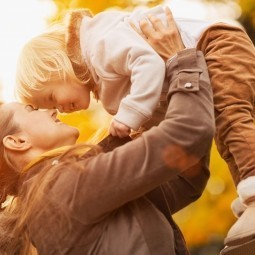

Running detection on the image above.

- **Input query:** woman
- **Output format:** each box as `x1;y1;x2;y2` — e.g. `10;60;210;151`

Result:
0;15;214;255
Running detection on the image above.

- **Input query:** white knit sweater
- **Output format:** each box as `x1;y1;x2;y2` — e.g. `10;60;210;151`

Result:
79;5;214;130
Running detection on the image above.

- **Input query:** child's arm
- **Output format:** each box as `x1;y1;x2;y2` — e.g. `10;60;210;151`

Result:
109;119;131;138
88;19;166;135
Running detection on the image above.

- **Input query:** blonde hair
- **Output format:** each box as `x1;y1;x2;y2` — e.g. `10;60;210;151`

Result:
15;22;96;105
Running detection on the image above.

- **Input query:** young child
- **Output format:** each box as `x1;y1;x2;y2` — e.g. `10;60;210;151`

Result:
15;5;214;138
15;5;255;245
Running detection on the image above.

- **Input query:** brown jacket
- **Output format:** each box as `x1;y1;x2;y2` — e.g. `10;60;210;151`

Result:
23;49;215;255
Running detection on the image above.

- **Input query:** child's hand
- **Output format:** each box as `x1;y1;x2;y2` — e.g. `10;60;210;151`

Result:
109;119;131;138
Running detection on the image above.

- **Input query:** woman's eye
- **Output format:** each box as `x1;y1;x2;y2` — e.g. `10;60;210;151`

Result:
25;105;38;111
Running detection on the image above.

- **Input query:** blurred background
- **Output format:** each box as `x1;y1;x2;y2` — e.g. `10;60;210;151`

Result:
0;0;254;254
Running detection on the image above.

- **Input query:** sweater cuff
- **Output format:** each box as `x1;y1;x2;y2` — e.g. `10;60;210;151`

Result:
237;176;255;204
114;102;151;131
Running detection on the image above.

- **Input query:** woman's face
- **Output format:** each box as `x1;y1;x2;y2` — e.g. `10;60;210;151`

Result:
3;102;80;152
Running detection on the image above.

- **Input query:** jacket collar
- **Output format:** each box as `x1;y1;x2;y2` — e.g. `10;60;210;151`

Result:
65;9;93;64
65;9;99;98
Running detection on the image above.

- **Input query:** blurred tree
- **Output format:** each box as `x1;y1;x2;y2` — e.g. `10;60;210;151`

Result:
203;0;255;44
52;0;163;20
52;0;255;44
237;0;255;44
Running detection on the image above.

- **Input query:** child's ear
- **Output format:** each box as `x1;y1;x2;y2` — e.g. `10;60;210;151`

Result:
2;134;31;152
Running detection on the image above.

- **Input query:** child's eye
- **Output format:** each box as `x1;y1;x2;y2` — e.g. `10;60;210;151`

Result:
25;105;38;111
49;93;54;102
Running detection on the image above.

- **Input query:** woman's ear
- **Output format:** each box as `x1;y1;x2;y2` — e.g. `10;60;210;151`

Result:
2;134;31;152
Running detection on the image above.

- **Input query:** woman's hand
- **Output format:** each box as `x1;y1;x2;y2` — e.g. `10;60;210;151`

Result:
131;7;185;61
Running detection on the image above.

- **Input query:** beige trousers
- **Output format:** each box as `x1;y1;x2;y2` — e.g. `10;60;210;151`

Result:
197;23;255;185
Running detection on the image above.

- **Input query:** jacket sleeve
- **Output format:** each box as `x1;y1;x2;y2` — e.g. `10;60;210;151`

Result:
146;153;210;216
49;48;215;223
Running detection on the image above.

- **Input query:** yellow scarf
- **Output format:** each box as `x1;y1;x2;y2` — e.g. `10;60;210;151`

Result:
22;128;109;173
21;146;73;173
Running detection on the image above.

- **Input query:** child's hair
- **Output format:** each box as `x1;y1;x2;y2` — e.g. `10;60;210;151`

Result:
15;9;97;104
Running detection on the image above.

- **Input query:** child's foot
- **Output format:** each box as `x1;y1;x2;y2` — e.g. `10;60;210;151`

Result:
224;205;255;246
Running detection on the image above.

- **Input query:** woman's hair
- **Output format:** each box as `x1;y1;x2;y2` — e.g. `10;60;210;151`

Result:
15;8;97;105
0;102;21;207
0;102;101;254
0;101;33;254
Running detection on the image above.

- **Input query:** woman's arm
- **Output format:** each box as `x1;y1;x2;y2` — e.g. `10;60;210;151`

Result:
49;47;215;223
137;7;212;214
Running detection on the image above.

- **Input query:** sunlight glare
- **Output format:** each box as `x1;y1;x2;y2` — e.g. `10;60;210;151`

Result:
0;0;56;102
165;0;241;22
0;0;241;102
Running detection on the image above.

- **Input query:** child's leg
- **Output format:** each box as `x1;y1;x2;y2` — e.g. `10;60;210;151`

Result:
197;23;255;186
197;23;255;245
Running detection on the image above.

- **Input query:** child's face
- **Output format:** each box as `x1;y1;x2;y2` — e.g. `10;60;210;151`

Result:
31;79;91;113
